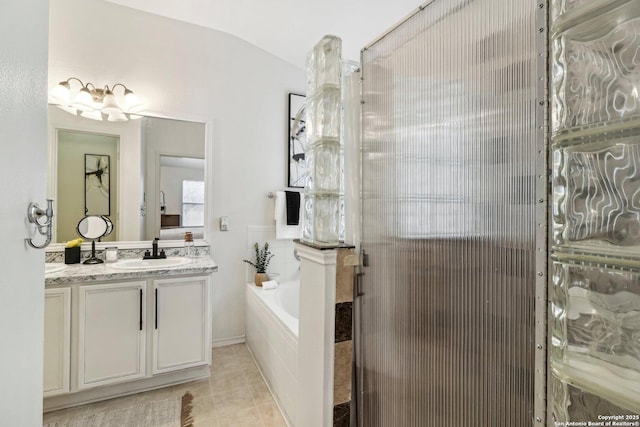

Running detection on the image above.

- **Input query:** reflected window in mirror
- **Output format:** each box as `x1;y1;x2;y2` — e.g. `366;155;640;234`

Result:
182;180;205;227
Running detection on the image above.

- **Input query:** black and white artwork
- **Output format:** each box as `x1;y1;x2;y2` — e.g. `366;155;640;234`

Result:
84;153;110;216
288;93;307;188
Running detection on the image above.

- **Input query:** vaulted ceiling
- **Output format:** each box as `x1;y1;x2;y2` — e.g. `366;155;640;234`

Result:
104;0;423;68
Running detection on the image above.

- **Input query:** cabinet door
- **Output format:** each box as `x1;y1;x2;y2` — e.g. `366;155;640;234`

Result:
78;281;146;389
44;288;71;397
152;276;210;374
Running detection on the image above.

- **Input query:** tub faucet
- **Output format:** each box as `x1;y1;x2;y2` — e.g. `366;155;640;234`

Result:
143;237;167;259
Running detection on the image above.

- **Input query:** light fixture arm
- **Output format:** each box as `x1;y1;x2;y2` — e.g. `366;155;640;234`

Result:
65;77;85;88
111;83;129;93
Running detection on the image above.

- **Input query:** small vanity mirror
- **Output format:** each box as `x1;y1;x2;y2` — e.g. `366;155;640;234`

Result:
76;215;113;264
77;215;112;240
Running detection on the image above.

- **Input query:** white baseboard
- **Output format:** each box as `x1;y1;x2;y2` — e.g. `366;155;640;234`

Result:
44;365;210;412
211;335;245;348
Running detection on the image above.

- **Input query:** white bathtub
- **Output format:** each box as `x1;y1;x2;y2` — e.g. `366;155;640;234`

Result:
246;281;299;426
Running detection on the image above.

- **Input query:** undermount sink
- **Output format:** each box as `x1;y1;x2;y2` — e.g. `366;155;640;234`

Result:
110;257;192;270
45;263;68;274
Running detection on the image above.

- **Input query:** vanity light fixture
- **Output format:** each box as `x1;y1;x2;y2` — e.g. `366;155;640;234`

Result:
48;77;145;121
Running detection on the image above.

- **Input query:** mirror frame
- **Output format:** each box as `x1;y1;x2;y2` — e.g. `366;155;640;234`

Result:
46;107;214;252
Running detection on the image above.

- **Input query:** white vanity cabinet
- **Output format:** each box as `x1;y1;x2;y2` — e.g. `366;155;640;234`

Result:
44;288;71;397
77;281;147;389
44;269;214;411
152;276;211;374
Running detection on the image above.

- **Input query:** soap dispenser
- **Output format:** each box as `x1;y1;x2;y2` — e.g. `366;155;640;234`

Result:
184;231;195;257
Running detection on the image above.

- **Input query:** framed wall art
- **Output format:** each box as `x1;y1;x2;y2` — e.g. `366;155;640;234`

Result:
288;93;307;188
84;153;110;215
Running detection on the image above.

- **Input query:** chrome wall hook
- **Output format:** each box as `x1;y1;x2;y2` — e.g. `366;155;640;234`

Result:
26;199;54;249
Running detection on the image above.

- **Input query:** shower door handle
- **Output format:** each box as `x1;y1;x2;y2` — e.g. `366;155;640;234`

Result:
355;272;365;297
355;249;368;297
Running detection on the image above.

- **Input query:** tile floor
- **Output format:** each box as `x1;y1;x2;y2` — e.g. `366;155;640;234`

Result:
43;343;288;427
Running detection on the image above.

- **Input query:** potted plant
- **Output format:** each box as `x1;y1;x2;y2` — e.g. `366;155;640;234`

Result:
243;242;274;287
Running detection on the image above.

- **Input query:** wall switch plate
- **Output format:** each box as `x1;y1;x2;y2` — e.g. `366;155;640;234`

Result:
220;216;229;231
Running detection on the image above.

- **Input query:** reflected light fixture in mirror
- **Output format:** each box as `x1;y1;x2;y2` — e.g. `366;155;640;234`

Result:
49;77;144;122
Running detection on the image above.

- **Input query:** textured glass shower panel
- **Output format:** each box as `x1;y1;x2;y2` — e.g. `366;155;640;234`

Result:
552;137;640;255
314;36;342;90
551;0;591;19
306;88;341;142
306;35;342;93
550;261;640;413
549;373;639;422
359;0;541;426
550;0;637;21
305;141;341;193
302;194;340;244
551;2;640;136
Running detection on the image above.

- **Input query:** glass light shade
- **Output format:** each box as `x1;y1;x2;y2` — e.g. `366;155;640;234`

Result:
48;81;71;105
71;87;95;112
80;110;103;121
127;114;143;120
107;111;127;122
124;89;144;112
101;91;122;115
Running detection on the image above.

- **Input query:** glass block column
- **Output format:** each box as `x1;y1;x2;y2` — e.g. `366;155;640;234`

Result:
549;0;640;421
303;36;343;247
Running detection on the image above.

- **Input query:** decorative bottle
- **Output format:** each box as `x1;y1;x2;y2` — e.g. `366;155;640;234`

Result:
184;231;195;257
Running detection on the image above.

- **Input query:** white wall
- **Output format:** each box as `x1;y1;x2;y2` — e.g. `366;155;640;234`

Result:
0;0;48;424
49;0;306;343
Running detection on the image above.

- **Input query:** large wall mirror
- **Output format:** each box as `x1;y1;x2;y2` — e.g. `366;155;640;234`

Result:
47;105;208;246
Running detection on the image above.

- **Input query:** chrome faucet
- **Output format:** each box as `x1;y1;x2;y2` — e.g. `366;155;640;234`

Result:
143;237;167;259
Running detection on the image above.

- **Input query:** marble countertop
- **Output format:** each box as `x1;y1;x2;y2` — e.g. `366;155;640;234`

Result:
45;256;218;286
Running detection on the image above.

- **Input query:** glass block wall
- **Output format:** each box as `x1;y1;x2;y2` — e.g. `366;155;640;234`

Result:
549;0;640;422
303;36;343;247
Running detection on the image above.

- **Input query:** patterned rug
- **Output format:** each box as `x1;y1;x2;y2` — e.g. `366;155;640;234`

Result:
44;392;193;427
